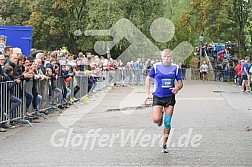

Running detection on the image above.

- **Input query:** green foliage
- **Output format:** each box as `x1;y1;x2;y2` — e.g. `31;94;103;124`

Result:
0;0;251;59
183;0;252;57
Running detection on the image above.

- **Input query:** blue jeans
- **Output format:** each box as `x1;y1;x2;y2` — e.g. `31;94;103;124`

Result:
25;92;33;108
123;76;130;86
29;92;42;111
239;76;242;86
10;95;22;119
134;70;141;84
36;94;42;110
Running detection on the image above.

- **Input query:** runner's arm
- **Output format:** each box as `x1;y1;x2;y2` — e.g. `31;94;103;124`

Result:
176;80;183;90
145;76;151;97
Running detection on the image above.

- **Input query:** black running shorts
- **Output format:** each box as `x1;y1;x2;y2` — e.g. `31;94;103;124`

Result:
242;75;248;80
153;95;176;107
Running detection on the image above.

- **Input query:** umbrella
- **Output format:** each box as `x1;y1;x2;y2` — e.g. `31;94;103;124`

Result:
231;56;239;61
217;50;225;55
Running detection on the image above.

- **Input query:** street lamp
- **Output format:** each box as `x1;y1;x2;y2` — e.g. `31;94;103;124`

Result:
199;34;204;67
107;48;111;60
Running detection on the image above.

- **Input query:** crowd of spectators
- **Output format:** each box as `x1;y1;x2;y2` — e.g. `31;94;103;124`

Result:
0;46;160;132
197;42;251;92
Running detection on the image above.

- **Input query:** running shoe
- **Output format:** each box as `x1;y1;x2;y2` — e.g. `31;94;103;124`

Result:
162;143;168;153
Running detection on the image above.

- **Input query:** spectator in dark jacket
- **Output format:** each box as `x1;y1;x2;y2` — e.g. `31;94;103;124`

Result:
4;46;13;65
61;65;72;107
46;68;62;105
0;55;9;82
3;66;22;120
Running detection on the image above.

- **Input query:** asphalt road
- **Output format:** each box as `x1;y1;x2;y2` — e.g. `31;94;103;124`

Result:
0;80;251;167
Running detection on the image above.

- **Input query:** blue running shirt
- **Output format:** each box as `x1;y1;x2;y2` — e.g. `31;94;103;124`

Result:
241;62;248;76
148;62;182;98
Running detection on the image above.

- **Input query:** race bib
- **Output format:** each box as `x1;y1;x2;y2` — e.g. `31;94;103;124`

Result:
161;78;174;88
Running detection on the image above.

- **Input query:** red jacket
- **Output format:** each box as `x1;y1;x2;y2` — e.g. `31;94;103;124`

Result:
234;63;242;77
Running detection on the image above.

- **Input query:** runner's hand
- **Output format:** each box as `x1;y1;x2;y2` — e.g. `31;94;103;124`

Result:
144;94;152;105
170;87;179;94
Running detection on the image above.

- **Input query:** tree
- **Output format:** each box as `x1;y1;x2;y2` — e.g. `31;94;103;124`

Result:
227;0;251;57
182;0;251;57
1;0;249;59
0;0;30;26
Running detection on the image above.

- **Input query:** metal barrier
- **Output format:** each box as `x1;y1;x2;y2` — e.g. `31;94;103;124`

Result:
94;70;108;91
190;68;235;82
0;68;156;127
0;81;11;124
74;75;89;98
109;68;147;86
12;81;23;121
0;81;32;126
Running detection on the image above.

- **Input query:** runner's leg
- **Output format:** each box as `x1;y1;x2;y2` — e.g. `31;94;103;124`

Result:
163;105;174;144
152;106;163;124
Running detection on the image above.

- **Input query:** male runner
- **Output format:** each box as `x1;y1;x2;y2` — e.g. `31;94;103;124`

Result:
145;49;183;153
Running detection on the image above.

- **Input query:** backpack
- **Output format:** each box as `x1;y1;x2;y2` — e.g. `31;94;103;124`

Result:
249;65;252;74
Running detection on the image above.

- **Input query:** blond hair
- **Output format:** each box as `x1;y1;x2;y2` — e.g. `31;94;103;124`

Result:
162;49;172;56
45;68;52;76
